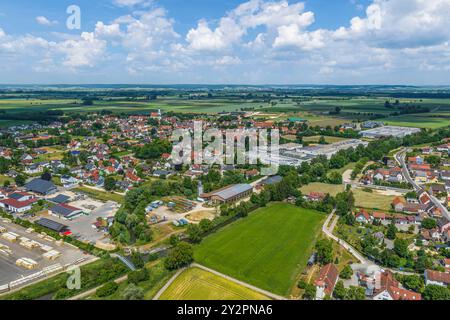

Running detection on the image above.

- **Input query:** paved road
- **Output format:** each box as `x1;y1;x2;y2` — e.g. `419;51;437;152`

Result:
323;211;416;276
152;268;187;300
395;149;450;222
322;211;367;264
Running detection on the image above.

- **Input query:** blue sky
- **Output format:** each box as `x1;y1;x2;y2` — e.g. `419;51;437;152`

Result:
0;0;449;84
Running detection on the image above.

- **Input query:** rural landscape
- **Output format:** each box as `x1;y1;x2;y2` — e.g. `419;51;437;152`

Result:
0;0;450;312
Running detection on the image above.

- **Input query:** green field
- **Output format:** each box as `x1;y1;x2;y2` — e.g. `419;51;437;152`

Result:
159;267;270;300
301;183;396;211
384;114;450;129
300;182;345;196
194;203;326;296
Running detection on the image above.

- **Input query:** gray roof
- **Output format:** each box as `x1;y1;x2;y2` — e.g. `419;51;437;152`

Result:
212;184;253;201
25;178;56;194
50;204;81;217
48;194;71;204
36;218;68;232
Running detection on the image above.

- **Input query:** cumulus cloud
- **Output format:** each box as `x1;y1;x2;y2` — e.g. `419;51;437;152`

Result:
3;0;450;83
113;0;151;7
36;16;58;26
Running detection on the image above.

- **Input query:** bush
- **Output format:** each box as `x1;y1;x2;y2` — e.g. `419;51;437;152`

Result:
128;268;150;285
96;281;119;297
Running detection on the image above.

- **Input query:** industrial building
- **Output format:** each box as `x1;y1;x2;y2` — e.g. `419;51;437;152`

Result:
201;184;253;205
361;126;421;139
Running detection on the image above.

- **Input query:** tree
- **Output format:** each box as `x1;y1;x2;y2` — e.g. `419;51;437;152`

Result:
318;136;327;145
199;219;213;233
186;224;203;244
104;176;117;191
401;275;425;293
303;284;317;300
164;242;194;270
386;223;397;240
333;280;346;300
340;265;353;280
96;281;119;297
315;239;333;265
423;285;450;300
128;268;150;285
344;286;366;300
421;218;437;230
393;238;410;258
15;175;26;187
121;284;144;300
425;155;441;167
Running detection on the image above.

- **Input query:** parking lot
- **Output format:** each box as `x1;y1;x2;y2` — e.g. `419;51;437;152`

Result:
0;219;93;287
33;200;119;245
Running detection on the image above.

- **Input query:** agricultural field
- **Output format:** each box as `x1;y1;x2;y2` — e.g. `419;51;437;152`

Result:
159;267;270;300
194;203;326;296
300;182;345;197
300;183;396;211
353;188;396;211
384;114;450;129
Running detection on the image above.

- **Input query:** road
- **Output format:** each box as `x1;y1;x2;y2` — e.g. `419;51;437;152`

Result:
322;212;415;276
322;211;367;264
395;149;450;222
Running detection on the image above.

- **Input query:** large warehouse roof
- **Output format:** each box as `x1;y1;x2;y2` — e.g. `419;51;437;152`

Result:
36;218;68;233
212;184;253;201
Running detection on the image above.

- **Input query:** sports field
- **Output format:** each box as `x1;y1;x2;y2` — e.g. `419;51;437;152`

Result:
159;267;270;300
194;203;326;296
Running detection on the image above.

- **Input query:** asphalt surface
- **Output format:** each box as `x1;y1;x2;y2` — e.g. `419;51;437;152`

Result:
395;149;450;222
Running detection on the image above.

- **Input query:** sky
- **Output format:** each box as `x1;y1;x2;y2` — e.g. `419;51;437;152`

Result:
0;0;450;85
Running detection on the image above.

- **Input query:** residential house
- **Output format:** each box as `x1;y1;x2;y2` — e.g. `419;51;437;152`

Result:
373;270;421;301
424;270;450;287
315;264;339;300
355;210;371;224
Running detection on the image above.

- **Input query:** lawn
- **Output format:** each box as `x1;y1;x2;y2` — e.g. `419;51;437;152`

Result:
353;188;396;211
300;182;345;197
300;183;395;211
159;267;270;300
0;175;13;186
194;203;326;296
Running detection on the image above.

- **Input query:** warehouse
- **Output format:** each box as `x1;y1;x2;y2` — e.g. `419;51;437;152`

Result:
201;184;253;205
49;203;84;220
24;178;57;196
35;218;69;233
361;126;421;139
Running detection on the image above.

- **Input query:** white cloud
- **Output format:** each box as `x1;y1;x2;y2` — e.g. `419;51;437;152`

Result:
95;22;122;38
55;32;107;68
113;0;151;7
36;16;58;26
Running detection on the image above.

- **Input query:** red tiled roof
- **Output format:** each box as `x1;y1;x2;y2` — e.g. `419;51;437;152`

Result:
0;198;37;209
315;264;339;295
426;270;450;284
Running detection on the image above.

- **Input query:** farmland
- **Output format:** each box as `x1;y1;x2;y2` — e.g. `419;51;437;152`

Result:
300;183;396;211
194;203;326;296
159;267;270;300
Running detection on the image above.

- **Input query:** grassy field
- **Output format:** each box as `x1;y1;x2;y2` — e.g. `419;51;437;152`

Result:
0;175;13;185
384;114;450;129
194;203;326;296
353;189;396;211
159;267;270;300
73;187;124;204
300;183;345;197
300;183;395;211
